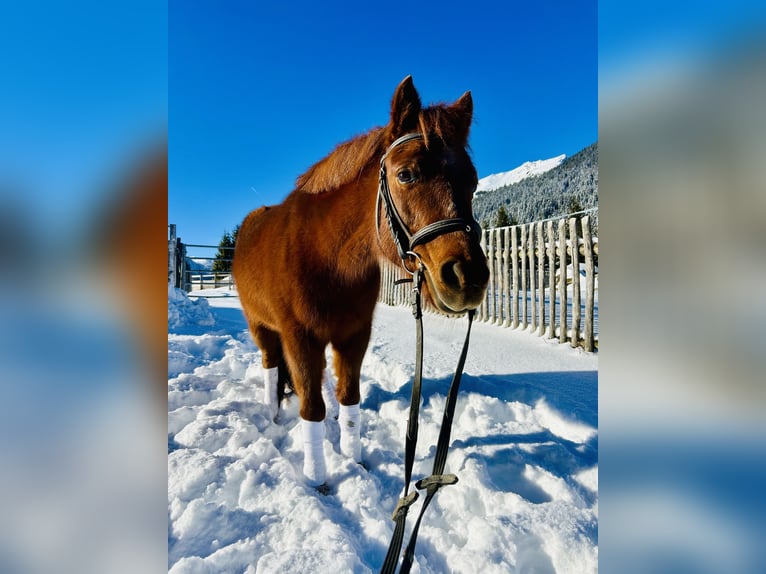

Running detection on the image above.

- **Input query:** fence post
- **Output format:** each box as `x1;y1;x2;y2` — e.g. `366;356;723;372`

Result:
569;217;582;347
520;224;528;329
502;227;511;327
511;226;519;329
479;228;488;321
547;220;555;339
528;223;536;332
168;224;177;287
492;229;507;325
403;265;409;306
390;263;398;306
383;262;391;305
487;227;496;323
382;263;389;305
582;215;595;352
178;240;188;291
537;222;545;336
558;218;568;343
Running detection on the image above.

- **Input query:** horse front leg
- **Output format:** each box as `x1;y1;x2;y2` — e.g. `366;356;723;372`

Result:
280;327;328;487
332;322;371;464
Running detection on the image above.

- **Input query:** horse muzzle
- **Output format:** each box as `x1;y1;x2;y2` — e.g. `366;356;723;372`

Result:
421;251;489;315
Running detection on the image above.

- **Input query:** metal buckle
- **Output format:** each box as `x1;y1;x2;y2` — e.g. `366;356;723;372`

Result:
401;250;423;276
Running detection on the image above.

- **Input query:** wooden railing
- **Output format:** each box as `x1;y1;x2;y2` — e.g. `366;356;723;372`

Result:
378;213;598;351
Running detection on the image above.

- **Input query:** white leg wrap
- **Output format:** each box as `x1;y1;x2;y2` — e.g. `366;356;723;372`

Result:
262;366;279;422
338;403;362;463
301;418;327;486
321;368;339;420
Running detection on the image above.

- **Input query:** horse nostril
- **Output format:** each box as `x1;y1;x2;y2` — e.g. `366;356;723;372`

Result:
440;259;466;290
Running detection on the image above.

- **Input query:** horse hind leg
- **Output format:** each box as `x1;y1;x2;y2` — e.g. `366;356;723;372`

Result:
320;354;339;420
277;354;294;405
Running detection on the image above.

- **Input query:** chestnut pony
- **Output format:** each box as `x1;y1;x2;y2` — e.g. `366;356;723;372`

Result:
233;77;489;488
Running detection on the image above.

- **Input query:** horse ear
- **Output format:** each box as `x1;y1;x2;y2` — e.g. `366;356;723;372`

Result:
390;75;422;136
451;90;473;143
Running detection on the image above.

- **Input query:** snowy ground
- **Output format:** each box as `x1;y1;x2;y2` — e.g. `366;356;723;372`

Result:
168;287;598;573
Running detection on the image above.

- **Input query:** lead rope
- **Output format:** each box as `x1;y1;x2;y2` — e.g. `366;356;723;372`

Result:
399;305;474;574
379;267;476;574
379;268;425;574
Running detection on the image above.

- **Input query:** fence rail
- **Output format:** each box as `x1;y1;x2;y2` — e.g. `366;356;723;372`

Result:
378;214;598;351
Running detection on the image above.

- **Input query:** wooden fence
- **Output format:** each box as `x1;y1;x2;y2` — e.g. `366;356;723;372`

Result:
171;212;598;349
378;213;598;351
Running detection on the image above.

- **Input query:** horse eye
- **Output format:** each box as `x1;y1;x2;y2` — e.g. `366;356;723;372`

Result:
396;169;416;184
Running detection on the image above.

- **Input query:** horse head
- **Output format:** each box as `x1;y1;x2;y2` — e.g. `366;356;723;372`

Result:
379;77;489;315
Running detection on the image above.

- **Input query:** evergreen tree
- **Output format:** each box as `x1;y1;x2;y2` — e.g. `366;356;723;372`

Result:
212;230;236;273
494;205;514;228
568;196;583;214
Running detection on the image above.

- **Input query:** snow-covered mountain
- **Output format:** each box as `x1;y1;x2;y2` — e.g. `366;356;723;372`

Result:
186;258;213;272
476;154;566;194
472;142;598;228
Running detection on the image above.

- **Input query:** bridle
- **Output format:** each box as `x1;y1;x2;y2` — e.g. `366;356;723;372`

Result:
376;132;482;574
376;132;480;273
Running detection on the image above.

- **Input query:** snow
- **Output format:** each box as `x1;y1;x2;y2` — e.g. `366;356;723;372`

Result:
168;285;215;332
168;287;598;573
476;154;566;195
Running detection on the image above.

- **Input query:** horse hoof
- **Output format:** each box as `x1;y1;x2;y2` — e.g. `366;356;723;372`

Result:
315;483;331;496
302;418;328;487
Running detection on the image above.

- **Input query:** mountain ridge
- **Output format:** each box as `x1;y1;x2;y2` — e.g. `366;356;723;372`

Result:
476;154;566;194
473;142;598;230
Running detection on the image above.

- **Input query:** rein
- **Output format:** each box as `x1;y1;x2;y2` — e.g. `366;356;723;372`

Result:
377;133;478;574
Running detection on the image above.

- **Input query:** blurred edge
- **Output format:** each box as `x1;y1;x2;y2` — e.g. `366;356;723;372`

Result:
600;4;766;573
0;2;168;573
92;141;169;400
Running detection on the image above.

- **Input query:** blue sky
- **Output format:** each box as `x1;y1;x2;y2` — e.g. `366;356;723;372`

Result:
169;0;597;251
0;1;167;239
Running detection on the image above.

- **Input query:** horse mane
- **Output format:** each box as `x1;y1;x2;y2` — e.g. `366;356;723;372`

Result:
294;128;387;194
294;103;470;194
